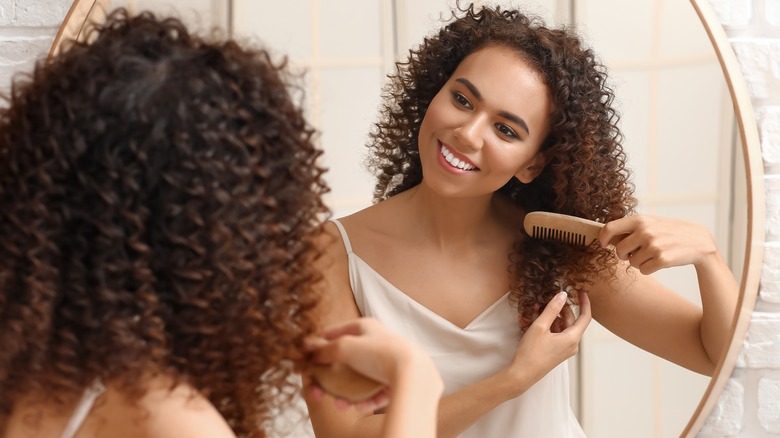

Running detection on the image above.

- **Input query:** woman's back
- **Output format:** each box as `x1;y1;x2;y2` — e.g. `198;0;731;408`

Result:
5;378;234;438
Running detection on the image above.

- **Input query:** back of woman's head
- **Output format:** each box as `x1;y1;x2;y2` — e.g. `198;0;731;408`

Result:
368;3;635;326
0;8;327;435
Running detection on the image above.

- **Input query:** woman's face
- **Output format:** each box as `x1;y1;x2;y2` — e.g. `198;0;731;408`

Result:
417;44;553;198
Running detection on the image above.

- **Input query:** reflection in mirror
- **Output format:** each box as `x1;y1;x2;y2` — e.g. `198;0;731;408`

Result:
683;0;764;435
571;1;741;436
234;0;745;437
233;1;743;437
46;1;758;437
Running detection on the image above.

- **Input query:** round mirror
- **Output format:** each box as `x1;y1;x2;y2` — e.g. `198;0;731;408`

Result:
47;1;764;437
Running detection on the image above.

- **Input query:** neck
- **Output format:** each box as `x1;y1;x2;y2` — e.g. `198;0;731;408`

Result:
402;185;511;249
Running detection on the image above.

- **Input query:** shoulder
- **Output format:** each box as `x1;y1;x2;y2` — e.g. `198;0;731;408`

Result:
93;378;236;438
313;220;363;325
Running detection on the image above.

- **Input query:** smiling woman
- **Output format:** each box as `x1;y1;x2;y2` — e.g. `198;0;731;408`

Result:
417;46;552;196
300;3;743;438
225;0;759;436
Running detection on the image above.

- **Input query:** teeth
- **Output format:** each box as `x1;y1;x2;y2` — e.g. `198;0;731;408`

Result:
440;144;476;171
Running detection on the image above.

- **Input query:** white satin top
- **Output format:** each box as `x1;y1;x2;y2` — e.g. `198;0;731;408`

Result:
331;219;586;437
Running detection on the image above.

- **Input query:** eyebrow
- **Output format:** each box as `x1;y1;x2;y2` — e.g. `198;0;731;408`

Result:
455;78;530;135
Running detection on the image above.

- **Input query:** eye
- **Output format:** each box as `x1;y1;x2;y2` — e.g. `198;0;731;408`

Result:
495;123;518;139
451;92;472;109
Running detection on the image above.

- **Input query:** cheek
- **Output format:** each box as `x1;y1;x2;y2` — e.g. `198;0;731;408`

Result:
422;92;457;126
491;151;537;177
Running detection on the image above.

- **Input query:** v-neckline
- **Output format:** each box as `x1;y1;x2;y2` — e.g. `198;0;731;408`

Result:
350;253;511;331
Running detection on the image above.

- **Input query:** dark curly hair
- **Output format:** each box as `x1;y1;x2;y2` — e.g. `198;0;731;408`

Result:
366;4;636;326
0;9;327;437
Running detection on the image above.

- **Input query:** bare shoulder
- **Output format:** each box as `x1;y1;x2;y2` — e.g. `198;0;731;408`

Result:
338;197;416;254
91;379;235;438
313;219;363;326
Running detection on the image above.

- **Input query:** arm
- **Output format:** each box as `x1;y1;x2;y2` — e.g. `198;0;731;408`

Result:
594;215;738;375
431;291;591;437
305;225;590;438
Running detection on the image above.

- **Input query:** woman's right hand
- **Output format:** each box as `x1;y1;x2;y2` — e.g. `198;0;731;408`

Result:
506;291;591;394
307;317;443;411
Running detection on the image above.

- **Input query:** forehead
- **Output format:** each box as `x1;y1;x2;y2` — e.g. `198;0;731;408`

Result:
449;45;552;130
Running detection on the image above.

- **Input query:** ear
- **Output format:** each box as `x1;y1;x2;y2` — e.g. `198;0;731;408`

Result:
515;153;545;183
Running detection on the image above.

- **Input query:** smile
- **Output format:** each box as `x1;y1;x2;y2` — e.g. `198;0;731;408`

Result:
440;144;478;171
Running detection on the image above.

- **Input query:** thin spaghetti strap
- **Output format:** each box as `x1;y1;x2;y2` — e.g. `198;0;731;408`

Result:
330;219;354;255
59;379;106;438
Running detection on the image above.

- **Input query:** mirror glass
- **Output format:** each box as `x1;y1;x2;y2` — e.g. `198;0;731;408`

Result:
567;1;745;437
232;2;745;436
49;1;750;437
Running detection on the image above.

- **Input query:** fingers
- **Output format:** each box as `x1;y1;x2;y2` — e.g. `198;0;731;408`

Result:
353;389;390;413
533;292;568;329
568;291;591;334
320;319;366;340
599;216;636;248
612;231;642;260
308;338;347;364
311;386;390;413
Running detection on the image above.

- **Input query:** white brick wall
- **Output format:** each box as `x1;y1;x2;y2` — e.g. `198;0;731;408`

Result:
700;376;746;436
0;0;71;98
704;0;780;436
3;0;779;436
759;376;780;432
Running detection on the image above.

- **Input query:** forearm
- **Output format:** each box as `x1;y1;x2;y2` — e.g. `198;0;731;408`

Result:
382;360;443;438
433;369;522;438
313;368;523;438
695;251;739;367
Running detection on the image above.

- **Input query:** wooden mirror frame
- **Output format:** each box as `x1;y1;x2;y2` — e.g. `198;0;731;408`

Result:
48;0;109;60
49;0;766;436
682;0;765;436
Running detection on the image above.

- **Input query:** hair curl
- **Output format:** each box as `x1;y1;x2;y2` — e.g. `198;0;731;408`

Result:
0;9;328;437
366;4;636;326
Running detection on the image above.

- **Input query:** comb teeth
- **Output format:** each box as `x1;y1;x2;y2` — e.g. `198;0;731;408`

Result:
532;225;588;246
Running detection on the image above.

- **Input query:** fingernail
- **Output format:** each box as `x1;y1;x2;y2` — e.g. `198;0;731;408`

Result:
555;292;567;303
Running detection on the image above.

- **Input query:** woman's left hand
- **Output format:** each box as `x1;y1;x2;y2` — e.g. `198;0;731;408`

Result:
598;215;718;275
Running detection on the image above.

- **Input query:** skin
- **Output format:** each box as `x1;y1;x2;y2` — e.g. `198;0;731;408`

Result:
6;321;443;438
7;378;236;438
306;45;739;438
307;318;444;438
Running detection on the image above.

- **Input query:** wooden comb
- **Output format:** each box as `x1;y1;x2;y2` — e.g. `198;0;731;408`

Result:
524;211;621;246
309;363;385;402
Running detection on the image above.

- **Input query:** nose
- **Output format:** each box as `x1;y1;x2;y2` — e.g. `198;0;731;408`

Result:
453;114;485;151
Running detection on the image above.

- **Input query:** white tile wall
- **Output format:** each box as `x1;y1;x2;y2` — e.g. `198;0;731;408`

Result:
234;0;388;218
576;1;733;436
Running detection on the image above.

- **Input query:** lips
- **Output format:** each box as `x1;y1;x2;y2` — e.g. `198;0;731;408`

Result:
440;143;479;171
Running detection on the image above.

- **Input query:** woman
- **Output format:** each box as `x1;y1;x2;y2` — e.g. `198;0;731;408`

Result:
306;4;738;437
0;9;441;438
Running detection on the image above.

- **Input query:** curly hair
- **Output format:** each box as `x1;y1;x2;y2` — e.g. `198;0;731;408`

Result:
366;4;636;326
0;9;328;437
